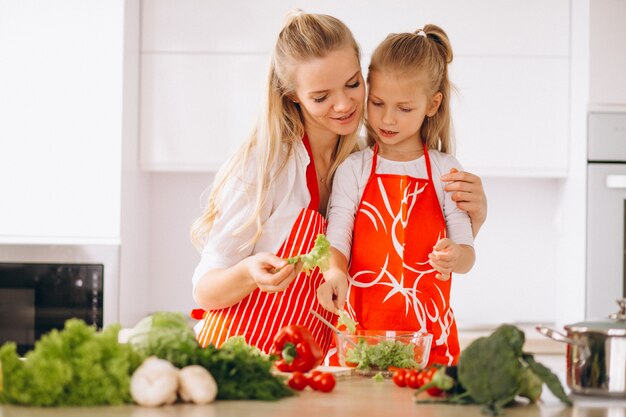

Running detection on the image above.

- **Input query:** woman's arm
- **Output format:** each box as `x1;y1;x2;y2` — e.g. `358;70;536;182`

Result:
193;253;299;310
441;168;487;236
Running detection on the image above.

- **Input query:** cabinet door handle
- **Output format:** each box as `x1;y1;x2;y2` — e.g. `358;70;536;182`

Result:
606;174;626;189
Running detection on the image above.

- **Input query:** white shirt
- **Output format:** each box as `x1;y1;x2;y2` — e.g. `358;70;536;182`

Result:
192;141;312;289
326;147;474;260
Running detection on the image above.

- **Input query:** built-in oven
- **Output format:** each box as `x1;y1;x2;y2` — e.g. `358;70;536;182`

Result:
0;244;119;355
587;112;626;319
0;263;103;355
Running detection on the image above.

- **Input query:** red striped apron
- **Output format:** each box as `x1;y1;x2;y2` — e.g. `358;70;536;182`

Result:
345;143;459;366
194;136;334;354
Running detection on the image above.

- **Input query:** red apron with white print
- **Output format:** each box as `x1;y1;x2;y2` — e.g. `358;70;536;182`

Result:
345;143;459;366
193;136;334;354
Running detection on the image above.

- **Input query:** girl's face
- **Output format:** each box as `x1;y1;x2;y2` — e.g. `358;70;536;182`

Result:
292;47;365;142
367;70;442;155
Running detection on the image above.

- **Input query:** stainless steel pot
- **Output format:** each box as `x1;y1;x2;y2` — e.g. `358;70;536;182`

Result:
537;299;626;397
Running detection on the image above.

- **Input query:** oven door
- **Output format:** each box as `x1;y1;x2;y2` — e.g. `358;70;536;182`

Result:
0;263;103;356
586;163;626;319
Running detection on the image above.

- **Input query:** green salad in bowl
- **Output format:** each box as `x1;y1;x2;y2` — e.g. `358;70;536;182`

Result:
336;330;432;376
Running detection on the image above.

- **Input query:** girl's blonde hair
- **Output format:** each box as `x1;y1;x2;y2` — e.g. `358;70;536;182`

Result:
190;10;362;250
366;24;454;154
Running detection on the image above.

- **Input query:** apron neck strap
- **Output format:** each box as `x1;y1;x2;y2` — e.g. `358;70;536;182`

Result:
302;134;320;211
423;141;434;181
370;143;433;181
369;144;379;177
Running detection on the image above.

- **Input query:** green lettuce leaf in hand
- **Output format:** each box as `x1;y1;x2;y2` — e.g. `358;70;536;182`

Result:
286;234;331;275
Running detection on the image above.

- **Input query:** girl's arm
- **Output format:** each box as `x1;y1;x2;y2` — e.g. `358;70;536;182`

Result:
428;238;475;280
317;248;349;314
441;168;487;236
193;253;299;310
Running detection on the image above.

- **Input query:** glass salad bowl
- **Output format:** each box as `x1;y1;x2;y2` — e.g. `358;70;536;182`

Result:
335;330;433;377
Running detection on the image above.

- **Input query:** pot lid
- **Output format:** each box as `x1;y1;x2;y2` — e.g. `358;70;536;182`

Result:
565;299;626;335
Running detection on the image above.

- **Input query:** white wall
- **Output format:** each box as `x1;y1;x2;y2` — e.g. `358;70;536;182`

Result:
138;0;588;328
147;172;212;315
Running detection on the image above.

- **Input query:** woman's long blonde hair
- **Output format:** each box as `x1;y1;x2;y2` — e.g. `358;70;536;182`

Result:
366;24;455;154
191;10;362;250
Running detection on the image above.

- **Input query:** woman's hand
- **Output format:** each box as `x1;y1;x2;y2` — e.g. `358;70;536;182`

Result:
244;252;301;293
317;269;348;314
441;168;487;236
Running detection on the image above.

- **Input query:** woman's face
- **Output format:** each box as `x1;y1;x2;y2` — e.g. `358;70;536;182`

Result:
292;47;365;141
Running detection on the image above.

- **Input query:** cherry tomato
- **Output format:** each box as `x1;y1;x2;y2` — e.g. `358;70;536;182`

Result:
288;371;308;391
420;366;444;396
405;369;421;389
310;372;336;392
427;386;444;397
392;369;407;387
415;370;427;388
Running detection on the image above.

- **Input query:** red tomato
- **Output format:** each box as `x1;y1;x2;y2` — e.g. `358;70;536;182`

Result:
420;366;444;396
288;371;308;391
427;386;444;397
405;369;421;389
310;372;336;392
415;370;427;388
392;369;407;387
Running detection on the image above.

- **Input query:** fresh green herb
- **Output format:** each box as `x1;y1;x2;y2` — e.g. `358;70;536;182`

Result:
346;339;418;371
191;337;293;401
337;311;358;334
286;234;330;275
0;319;142;406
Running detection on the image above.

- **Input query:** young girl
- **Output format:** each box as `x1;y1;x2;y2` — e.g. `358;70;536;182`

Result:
189;11;366;354
320;25;474;366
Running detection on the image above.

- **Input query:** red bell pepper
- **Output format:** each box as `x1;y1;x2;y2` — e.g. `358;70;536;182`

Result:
271;325;323;373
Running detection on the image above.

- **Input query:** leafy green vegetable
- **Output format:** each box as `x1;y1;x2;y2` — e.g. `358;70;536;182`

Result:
522;354;572;406
518;366;543;403
346;339;418;371
126;311;199;368
417;324;571;416
191;337;293;401
372;372;384;382
457;326;524;415
127;312;293;401
286;234;330;275
337;311;358;334
0;319;142;406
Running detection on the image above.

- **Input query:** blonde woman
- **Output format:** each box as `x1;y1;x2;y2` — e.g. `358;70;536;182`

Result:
190;12;487;354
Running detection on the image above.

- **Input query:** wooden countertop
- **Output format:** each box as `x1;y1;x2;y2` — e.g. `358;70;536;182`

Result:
2;373;625;417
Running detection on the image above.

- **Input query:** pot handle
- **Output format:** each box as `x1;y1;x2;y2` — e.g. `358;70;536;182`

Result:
609;298;626;321
535;325;578;345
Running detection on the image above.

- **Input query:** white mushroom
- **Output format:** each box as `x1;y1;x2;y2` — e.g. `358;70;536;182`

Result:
130;356;180;407
178;365;218;404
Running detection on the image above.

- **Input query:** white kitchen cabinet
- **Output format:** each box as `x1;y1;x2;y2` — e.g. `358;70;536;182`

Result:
589;0;626;106
0;1;124;243
140;53;267;171
140;0;570;176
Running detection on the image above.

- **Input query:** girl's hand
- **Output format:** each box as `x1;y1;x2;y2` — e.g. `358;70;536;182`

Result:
317;270;348;314
441;168;487;235
244;252;300;293
428;238;460;281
